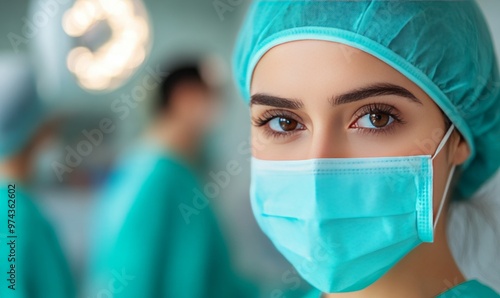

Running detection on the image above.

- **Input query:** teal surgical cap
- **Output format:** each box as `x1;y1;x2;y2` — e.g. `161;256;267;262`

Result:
0;54;44;161
232;0;500;200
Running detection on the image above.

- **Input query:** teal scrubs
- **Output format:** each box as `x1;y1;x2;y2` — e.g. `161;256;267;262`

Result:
86;143;257;298
0;181;75;298
438;280;500;298
304;280;499;297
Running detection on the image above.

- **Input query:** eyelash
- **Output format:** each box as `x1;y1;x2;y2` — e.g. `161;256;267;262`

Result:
351;103;406;135
252;109;304;138
252;103;406;138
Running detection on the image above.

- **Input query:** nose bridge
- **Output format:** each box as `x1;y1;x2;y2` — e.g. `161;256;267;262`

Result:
307;124;347;159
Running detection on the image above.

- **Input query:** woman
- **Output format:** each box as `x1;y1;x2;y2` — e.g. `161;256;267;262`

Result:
233;1;500;297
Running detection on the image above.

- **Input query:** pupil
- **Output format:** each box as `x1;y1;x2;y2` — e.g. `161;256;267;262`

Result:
369;113;389;127
279;117;297;131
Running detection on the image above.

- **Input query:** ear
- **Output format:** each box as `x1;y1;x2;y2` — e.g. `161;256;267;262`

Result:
450;131;470;166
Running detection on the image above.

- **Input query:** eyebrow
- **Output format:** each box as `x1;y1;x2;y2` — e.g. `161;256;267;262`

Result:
331;83;422;106
250;93;304;109
250;83;422;108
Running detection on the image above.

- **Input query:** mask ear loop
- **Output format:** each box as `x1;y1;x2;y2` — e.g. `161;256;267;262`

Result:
431;125;455;162
433;165;456;229
431;124;456;230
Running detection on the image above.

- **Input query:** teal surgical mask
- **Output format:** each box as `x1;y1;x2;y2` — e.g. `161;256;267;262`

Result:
250;125;456;293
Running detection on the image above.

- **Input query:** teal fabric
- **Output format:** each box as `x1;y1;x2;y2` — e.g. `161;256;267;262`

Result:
437;280;500;298
86;142;257;298
0;55;45;161
232;0;500;200
303;280;499;297
303;289;321;298
250;151;441;292
0;182;75;297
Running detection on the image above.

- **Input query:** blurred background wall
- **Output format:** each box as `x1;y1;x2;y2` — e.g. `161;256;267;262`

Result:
0;1;302;296
0;0;498;297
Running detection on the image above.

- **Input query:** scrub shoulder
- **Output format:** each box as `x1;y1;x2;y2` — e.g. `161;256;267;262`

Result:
437;280;500;298
0;183;75;298
303;280;500;298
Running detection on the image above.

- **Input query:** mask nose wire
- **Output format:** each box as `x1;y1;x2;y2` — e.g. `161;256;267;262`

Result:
431;124;456;230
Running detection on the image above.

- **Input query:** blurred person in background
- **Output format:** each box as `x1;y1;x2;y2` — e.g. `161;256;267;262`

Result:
0;54;75;298
85;60;258;298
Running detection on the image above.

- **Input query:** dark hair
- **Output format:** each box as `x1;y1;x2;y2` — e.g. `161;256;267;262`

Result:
157;63;208;111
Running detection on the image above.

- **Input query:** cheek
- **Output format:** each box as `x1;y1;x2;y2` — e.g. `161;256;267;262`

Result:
250;127;273;159
187;101;211;123
250;127;312;160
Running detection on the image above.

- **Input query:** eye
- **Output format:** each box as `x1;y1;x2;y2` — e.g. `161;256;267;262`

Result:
252;110;306;138
355;112;394;129
350;103;404;133
269;117;304;132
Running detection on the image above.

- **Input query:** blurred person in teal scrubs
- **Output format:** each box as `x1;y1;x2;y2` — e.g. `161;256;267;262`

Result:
85;61;257;298
0;54;75;298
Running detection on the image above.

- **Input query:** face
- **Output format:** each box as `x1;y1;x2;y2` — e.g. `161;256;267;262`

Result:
250;40;469;214
172;81;219;134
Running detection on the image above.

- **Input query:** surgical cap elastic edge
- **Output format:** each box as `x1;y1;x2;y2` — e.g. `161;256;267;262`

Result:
232;1;500;201
241;27;476;166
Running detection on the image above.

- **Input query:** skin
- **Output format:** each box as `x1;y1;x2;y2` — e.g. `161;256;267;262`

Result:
147;81;219;162
0;119;61;182
250;40;471;297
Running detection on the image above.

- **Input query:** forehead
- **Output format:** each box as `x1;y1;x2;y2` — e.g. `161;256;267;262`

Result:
251;40;422;102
